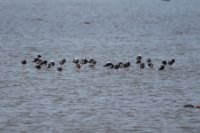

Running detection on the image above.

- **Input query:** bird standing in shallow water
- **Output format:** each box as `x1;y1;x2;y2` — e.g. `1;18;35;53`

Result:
37;55;42;59
136;60;141;64
158;65;165;70
50;61;55;66
136;55;142;60
32;57;39;63
168;59;175;65
184;104;195;108
89;59;96;68
35;64;41;69
114;64;119;70
46;61;55;68
88;58;94;64
21;60;27;65
59;58;66;65
162;60;167;65
140;63;145;69
146;58;151;63
118;62;124;68
124;62;131;68
80;58;88;64
183;104;200;108
32;54;41;63
42;60;48;65
76;63;81;70
148;63;153;68
104;62;113;68
136;55;142;64
57;66;63;72
73;58;79;64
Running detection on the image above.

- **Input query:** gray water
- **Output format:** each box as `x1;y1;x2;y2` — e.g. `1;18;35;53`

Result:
0;0;200;132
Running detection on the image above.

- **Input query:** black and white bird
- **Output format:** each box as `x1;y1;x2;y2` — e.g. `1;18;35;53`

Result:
168;59;175;65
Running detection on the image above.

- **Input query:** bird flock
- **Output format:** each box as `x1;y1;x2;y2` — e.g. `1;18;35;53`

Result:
21;54;200;109
21;54;175;72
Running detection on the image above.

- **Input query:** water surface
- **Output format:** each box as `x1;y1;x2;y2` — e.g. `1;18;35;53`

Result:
0;0;200;132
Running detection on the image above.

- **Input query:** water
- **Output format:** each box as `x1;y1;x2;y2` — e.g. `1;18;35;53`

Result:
0;0;200;132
